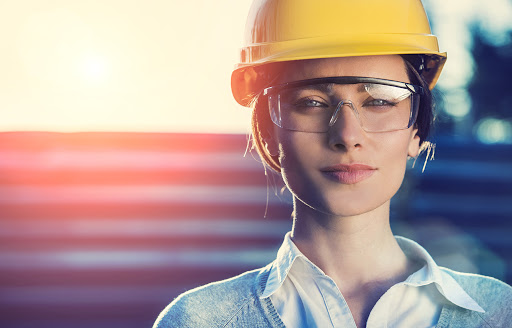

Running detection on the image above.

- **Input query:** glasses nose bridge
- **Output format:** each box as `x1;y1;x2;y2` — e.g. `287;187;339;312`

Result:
328;99;360;127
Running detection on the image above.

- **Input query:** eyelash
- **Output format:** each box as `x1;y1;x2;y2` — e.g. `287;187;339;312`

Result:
363;99;398;107
294;98;328;107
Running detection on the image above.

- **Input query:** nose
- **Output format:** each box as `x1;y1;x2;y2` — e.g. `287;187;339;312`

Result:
327;102;365;151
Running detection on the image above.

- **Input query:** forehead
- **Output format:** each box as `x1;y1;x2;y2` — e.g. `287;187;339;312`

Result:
277;55;409;84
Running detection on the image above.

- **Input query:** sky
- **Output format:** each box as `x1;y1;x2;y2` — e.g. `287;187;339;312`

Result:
1;0;511;134
0;0;253;133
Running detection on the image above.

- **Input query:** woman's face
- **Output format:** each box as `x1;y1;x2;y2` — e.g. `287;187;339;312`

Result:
267;55;421;217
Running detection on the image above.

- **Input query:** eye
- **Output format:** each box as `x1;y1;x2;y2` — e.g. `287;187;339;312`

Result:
363;98;398;107
294;97;328;108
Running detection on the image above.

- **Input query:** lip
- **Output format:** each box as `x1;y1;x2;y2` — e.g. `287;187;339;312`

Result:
320;163;376;184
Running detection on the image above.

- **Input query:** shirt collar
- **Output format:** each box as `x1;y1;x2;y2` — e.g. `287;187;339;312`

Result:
261;232;484;313
261;231;311;298
396;236;485;313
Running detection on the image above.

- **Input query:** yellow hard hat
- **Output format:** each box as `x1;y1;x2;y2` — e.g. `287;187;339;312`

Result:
231;0;447;107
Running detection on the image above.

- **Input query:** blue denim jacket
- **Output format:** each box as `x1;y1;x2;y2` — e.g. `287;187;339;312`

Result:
154;263;512;328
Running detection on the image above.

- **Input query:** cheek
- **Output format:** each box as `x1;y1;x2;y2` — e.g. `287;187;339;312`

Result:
377;133;413;187
275;132;322;191
273;126;315;168
277;133;315;177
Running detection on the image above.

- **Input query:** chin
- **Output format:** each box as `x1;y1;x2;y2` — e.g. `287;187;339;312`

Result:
294;189;390;218
323;202;387;218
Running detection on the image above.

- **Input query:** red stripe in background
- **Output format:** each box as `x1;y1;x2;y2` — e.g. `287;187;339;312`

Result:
0;131;290;328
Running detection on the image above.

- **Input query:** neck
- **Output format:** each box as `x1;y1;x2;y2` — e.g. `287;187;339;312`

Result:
290;200;412;287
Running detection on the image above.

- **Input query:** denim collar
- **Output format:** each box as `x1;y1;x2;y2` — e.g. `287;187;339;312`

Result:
261;232;484;313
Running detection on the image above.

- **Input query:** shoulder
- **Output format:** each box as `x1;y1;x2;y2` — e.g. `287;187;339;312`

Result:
153;265;272;328
441;267;512;302
440;267;512;322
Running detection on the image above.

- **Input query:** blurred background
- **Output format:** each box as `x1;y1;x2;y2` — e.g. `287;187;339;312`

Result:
0;1;511;327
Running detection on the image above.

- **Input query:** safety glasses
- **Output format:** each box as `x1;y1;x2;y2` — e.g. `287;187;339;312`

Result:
263;77;423;133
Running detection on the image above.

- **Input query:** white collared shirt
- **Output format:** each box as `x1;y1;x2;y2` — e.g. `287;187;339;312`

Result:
261;232;484;328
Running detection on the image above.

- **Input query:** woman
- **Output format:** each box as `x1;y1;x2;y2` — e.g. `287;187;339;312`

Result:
154;0;512;327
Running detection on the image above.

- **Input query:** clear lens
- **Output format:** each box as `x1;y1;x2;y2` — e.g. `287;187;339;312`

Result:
268;81;420;133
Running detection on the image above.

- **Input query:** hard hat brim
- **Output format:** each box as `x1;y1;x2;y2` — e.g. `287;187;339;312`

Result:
231;34;447;107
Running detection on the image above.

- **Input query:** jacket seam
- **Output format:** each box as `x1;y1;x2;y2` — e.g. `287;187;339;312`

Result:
476;312;494;328
221;297;252;328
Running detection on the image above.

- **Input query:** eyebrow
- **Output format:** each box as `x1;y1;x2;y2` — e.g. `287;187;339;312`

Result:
299;83;334;93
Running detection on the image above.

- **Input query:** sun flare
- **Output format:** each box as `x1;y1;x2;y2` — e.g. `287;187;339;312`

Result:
80;54;109;83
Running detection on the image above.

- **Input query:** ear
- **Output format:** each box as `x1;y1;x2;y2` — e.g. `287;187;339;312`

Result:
262;127;279;157
264;134;279;157
408;128;421;158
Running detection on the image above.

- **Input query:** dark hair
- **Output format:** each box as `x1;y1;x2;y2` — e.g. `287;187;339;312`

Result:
250;56;435;173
